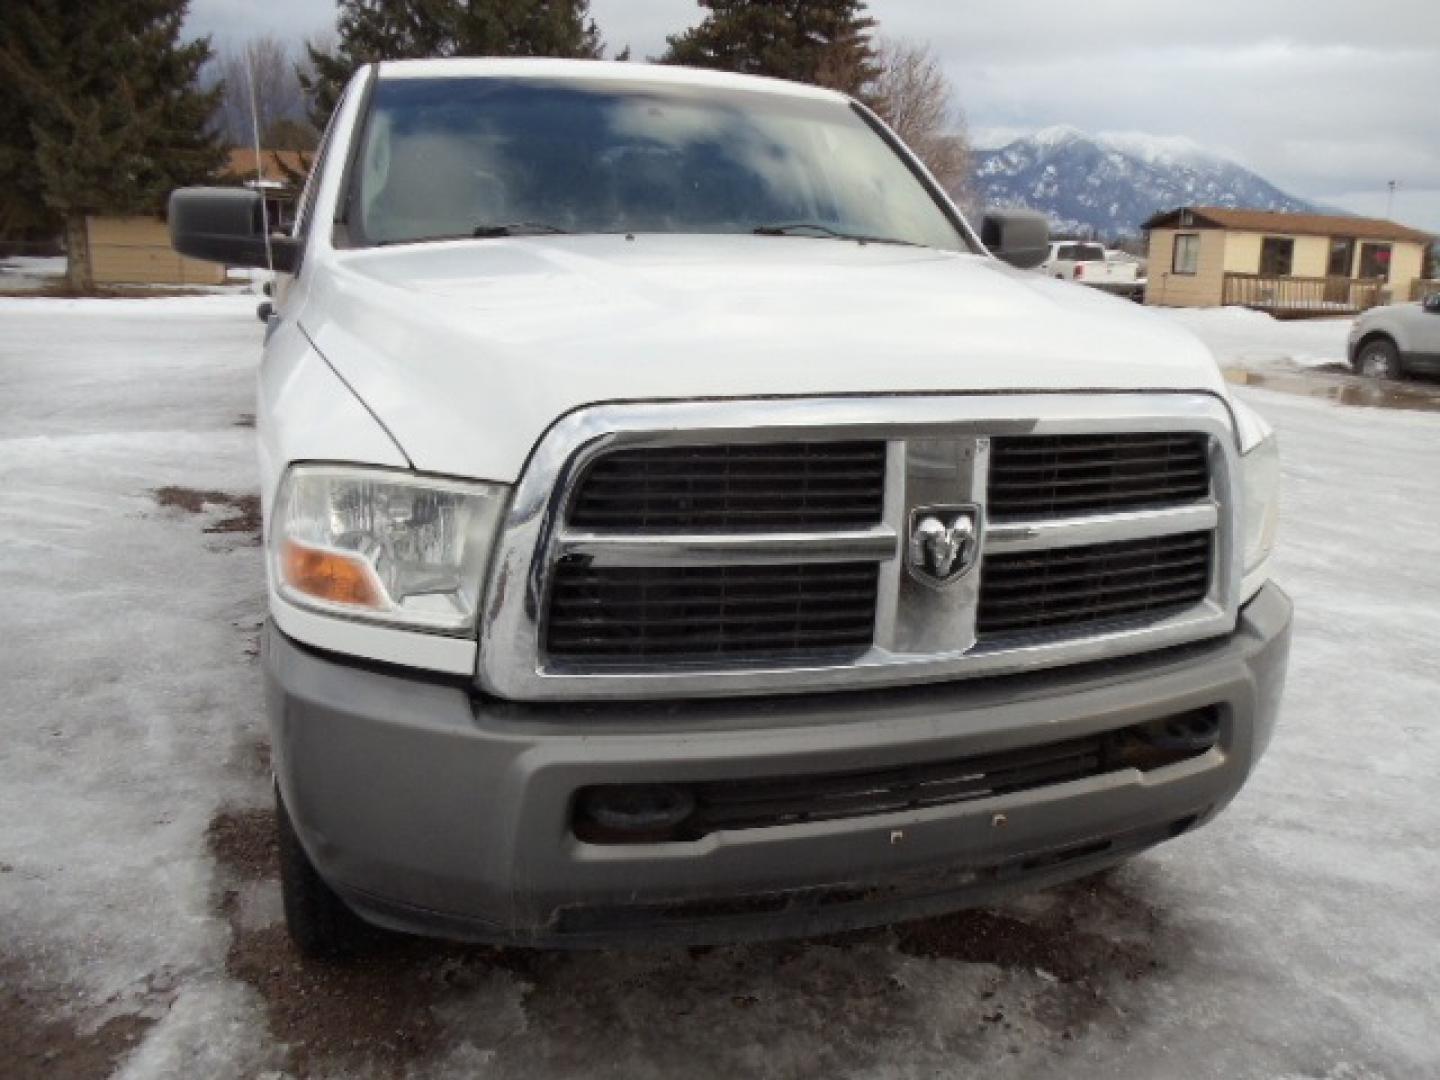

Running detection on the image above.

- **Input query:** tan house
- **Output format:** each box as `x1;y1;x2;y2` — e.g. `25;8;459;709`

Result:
1144;206;1434;316
87;215;227;286
87;148;312;286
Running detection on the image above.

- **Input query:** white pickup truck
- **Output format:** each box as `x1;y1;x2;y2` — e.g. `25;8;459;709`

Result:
1040;241;1145;299
171;59;1289;957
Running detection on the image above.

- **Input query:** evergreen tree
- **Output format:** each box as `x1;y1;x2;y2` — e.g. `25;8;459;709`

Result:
0;0;224;292
302;0;607;128
0;80;56;241
663;0;879;98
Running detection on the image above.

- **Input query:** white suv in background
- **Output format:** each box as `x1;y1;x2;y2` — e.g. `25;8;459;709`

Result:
1349;293;1440;379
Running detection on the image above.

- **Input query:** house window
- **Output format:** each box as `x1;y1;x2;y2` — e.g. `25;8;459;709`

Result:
1172;233;1200;275
1358;243;1392;280
1327;238;1354;278
1259;237;1294;276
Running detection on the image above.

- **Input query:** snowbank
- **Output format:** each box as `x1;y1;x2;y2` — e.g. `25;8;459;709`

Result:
1155;305;1353;372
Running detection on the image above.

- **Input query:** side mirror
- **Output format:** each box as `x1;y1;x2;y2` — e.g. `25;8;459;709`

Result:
169;187;299;273
980;209;1050;270
1424;293;1440;313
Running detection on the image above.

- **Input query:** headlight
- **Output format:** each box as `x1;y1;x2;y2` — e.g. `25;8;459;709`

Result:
270;465;508;634
1235;402;1280;588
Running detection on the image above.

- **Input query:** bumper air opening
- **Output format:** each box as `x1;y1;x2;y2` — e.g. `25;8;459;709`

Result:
573;708;1223;845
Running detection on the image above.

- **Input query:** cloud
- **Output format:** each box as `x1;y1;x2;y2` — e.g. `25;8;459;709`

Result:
185;0;337;47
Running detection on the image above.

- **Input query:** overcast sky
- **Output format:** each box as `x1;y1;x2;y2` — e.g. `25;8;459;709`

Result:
186;0;1440;230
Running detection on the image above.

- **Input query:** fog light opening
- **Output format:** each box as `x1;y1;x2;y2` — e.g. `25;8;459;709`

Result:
576;784;696;844
1143;708;1221;753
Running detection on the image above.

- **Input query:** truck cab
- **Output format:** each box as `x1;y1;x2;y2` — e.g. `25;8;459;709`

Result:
171;59;1289;956
1040;240;1144;298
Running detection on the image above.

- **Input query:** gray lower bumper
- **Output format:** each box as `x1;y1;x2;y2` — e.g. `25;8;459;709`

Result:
265;584;1291;947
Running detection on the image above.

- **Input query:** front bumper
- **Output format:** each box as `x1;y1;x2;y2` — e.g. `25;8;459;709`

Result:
265;583;1291;948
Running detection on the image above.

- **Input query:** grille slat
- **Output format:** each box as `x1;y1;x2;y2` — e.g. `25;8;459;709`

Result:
568;441;887;532
978;531;1213;640
988;432;1210;520
980;569;1210;606
988;471;1208;494
574;486;886;506
546;562;879;663
551;591;878;614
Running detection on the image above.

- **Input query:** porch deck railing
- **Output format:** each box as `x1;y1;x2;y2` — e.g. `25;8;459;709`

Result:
1222;273;1387;317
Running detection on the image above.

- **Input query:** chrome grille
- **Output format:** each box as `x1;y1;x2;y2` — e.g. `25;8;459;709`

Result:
988;432;1210;519
977;532;1213;640
546;561;878;663
479;395;1241;702
568;441;886;531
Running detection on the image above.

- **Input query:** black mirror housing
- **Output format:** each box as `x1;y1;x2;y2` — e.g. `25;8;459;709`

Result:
169;187;299;273
980;210;1050;269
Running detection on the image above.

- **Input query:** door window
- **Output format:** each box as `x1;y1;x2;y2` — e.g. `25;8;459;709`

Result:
1326;238;1354;277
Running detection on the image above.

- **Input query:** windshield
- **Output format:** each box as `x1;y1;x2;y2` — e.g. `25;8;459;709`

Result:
351;76;971;251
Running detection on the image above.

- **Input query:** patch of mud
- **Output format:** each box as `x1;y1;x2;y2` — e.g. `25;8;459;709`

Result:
1226;367;1440;412
892;870;1168;1037
152;486;261;541
0;959;159;1080
225;927;504;1077
202;799;1178;1076
206;805;507;1077
234;413;257;428
894;884;1159;983
208;808;279;882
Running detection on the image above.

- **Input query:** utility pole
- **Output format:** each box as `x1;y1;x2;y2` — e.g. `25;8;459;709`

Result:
1386;180;1397;220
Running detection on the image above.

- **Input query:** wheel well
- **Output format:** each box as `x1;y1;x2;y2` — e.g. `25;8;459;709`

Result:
1353;331;1397;362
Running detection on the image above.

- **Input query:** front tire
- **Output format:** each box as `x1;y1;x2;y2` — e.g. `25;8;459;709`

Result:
276;788;368;958
1356;338;1401;379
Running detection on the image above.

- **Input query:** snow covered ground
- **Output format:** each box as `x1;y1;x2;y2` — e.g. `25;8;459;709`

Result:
1157;306;1353;372
0;255;67;292
2;296;1439;1079
0;255;265;296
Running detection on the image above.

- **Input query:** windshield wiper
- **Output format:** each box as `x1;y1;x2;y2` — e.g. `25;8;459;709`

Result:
753;223;919;247
472;222;569;238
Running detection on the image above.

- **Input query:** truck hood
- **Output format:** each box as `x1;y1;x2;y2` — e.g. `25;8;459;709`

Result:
302;234;1230;481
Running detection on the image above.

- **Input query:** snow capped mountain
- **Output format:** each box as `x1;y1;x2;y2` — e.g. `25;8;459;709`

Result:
974;128;1316;237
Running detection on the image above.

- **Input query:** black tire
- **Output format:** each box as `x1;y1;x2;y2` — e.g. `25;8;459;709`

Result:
1355;337;1401;380
276;788;367;958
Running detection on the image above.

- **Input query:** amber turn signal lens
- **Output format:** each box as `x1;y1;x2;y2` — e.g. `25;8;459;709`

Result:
280;539;383;608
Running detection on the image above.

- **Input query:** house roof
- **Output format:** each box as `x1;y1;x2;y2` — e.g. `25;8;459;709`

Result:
223;148;313;187
1144;206;1433;244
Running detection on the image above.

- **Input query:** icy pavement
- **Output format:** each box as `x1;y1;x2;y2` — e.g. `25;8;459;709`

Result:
2;295;1438;1079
